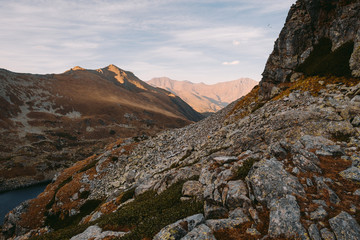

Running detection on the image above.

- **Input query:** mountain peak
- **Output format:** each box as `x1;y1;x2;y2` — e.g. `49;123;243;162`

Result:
71;66;86;71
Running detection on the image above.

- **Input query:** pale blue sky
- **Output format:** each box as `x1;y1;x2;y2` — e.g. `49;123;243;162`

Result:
0;0;296;84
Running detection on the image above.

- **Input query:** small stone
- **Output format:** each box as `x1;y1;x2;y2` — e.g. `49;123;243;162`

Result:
350;204;357;213
354;189;360;196
312;200;327;208
248;207;259;223
306;178;313;187
320;228;336;240
292;167;300;174
310;206;328;220
308;224;321;240
246;228;261;236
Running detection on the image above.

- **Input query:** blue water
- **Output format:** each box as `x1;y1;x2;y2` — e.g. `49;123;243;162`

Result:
0;182;49;225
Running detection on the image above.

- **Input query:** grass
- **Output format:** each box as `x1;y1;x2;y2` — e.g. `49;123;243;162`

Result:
46;176;73;209
296;38;354;77
32;180;203;240
44;199;102;230
272;75;360;100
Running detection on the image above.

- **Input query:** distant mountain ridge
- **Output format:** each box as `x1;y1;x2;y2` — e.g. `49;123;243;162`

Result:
147;77;258;113
0;65;203;191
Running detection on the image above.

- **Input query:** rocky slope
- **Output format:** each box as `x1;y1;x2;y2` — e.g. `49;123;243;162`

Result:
260;0;360;97
3;75;360;240
0;65;203;191
148;77;257;114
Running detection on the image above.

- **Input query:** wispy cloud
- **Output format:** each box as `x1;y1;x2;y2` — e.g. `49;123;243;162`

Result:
223;60;240;65
0;0;296;83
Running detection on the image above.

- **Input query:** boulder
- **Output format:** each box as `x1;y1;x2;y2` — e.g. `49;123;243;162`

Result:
180;224;216;240
182;181;203;199
329;211;360;240
225;180;250;209
247;158;305;207
268;195;309;240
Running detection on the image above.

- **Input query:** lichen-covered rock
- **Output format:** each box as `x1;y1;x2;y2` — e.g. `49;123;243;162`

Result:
308;224;321;240
70;225;127;240
268;195;309;240
182;181;203;199
205;218;249;232
340;166;360;182
180;224;216;240
153;214;205;240
329;211;360;240
225;180;250;209
320;228;336;240
310;206;328;220
247;158;305;207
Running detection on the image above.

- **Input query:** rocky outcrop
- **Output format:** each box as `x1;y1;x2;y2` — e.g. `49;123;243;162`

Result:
260;0;360;97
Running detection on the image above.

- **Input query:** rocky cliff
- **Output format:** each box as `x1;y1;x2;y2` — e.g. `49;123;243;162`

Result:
147;77;257;113
0;65;203;192
260;0;360;97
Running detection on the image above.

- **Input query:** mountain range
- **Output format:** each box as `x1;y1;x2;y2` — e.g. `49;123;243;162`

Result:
0;64;203;191
147;77;257;114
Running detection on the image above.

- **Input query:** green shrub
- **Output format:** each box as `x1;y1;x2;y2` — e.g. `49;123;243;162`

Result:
296;38;354;77
97;181;203;239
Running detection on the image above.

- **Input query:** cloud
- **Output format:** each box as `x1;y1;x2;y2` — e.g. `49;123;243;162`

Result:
233;40;241;46
222;60;240;65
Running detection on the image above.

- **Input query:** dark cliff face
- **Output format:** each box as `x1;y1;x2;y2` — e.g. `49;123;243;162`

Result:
260;0;360;97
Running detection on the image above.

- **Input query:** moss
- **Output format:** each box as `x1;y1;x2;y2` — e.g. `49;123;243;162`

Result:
331;132;352;143
119;187;136;204
34;180;202;240
232;158;259;180
97;181;203;240
78;159;99;173
46;176;73;209
79;190;90;199
297;38;354;77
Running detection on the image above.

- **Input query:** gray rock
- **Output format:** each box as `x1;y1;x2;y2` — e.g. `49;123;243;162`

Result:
329;211;360;240
70;225;127;240
306;178;313;187
268;195;309;240
310;206;327;220
247;158;305;207
205;218;249;232
228;208;250;222
292;154;322;173
225;180;250;209
320;228;336;240
182;181;203;199
299;135;334;150
352;116;360;127
312;200;327;208
314;177;341;204
180;224;216;240
340;167;360;182
308;224;321;240
213;156;238;164
354;189;360;196
153;214;204;240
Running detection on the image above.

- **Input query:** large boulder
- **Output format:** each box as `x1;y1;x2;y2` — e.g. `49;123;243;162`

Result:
247;158;305;207
329;211;360;240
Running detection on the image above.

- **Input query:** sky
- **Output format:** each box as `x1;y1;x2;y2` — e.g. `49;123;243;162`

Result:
0;0;296;84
